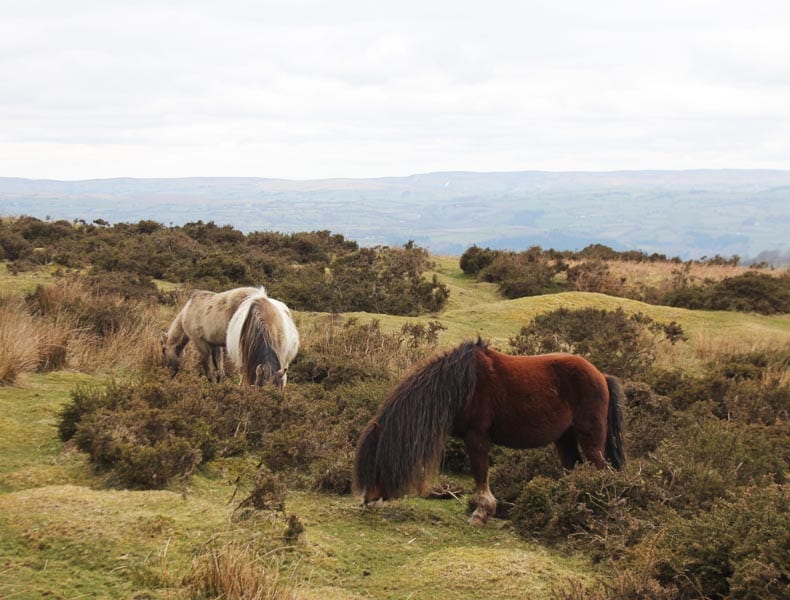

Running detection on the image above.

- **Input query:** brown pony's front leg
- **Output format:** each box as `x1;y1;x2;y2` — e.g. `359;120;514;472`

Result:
464;432;496;525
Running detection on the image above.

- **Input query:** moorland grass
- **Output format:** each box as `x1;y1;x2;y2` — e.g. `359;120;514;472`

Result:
1;255;788;599
1;370;598;599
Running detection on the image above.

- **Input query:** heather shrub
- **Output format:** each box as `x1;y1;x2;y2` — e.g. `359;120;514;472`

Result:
649;419;785;512
510;466;665;560
664;271;790;314
509;307;684;379
487;447;564;510
3;217;448;315
621;381;683;456
257;380;388;493
649;349;790;422
653;484;789;599
61;371;283;488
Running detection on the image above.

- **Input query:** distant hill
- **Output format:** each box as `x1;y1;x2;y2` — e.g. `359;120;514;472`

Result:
1;170;789;261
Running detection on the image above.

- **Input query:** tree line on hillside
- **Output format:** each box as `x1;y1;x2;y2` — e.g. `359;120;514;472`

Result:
461;244;790;314
0;216;448;316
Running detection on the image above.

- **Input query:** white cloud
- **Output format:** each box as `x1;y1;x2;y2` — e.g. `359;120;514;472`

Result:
1;1;789;179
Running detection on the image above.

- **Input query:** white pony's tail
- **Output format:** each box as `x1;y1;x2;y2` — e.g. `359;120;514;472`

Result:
226;287;268;380
226;288;299;388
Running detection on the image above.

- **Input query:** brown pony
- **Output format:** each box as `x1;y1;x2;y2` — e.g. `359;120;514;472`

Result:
353;338;625;525
162;286;260;382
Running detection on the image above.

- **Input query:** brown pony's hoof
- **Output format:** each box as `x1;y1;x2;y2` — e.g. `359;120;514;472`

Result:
363;497;384;510
468;510;489;526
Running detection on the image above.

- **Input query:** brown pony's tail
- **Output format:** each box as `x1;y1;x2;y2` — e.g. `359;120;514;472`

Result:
605;375;626;469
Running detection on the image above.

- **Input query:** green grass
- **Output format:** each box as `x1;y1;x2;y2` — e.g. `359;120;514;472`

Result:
0;371;596;599
0;372;95;493
335;256;790;372
2;258;788;598
0;262;56;294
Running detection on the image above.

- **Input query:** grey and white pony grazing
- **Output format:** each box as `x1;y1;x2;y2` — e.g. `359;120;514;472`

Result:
226;288;300;389
162;287;260;382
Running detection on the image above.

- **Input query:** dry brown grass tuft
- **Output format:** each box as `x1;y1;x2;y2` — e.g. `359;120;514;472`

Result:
0;295;41;384
691;329;790;363
184;541;300;600
300;314;438;380
1;277;169;378
593;259;784;301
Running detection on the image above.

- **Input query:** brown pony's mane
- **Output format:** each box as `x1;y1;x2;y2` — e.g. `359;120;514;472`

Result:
353;339;485;499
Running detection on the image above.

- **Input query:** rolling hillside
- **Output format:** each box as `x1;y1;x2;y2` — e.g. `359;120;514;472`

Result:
1;255;788;599
2;169;789;260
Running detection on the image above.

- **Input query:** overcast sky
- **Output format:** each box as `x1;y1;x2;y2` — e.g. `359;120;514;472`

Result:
2;0;789;180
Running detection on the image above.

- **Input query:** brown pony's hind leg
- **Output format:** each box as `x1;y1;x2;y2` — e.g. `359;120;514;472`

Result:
554;428;582;470
574;423;608;469
464;432;496;525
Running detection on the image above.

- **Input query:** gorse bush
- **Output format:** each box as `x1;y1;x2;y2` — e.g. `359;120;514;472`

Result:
476;246;566;298
510;466;667;561
57;317;443;491
654;484;789;599
650;420;785;512
509;307;685;379
664;271;790;314
648;349;790;424
1;217;449;315
61;372;284;488
458;242;788;314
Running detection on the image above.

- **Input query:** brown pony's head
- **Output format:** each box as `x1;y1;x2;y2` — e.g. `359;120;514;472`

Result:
353;420;387;506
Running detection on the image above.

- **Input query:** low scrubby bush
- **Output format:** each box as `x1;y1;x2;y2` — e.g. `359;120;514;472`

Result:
478;247;566;298
664;271;790;314
653;484;789;599
649;419;785;512
510;466;666;560
509;307;684;379
57;316;445;491
61;371;283;488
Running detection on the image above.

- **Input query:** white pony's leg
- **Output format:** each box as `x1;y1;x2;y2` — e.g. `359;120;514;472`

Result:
192;339;215;382
212;346;224;382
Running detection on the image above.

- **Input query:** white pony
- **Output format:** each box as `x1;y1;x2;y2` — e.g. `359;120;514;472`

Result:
226;288;300;389
162;286;260;382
